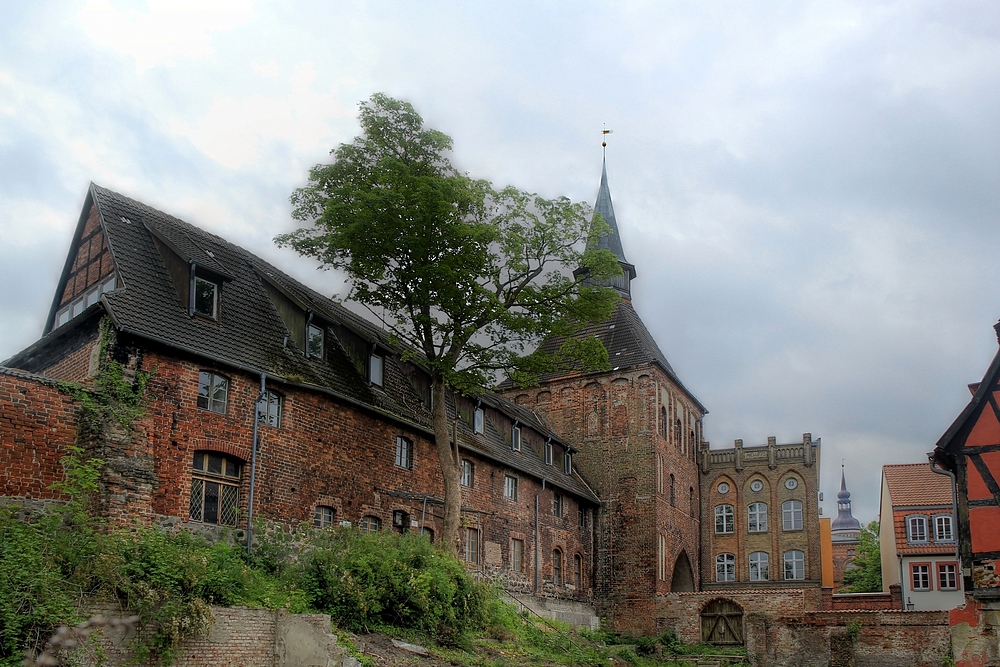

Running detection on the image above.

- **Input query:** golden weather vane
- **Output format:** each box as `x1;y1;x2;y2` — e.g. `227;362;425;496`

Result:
602;125;613;152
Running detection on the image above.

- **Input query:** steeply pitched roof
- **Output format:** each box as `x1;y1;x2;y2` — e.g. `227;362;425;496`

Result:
590;158;630;269
510;298;706;412
883;463;953;507
8;183;598;503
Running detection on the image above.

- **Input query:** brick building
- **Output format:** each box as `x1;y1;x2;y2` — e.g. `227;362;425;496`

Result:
499;159;708;632
878;463;962;611
699;435;823;593
1;183;599;605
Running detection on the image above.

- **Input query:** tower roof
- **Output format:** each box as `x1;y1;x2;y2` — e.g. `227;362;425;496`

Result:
831;467;862;533
585;157;636;297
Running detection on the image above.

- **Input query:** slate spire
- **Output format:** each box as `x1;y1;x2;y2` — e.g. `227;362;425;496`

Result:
586;156;636;298
831;465;862;538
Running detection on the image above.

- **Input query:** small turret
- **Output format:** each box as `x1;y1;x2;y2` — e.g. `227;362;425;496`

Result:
831;465;862;541
579;157;637;299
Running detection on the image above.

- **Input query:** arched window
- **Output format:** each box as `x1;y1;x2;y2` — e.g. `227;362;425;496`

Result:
360;515;382;533
669;474;676;506
748;503;768;532
656;455;663;493
189;451;242;526
715;505;735;534
715;553;736;582
782;500;803;531
783;550;805;580
749;552;769;581
674;419;682;447
419;526;434;541
660;406;668;438
553;549;563;585
574;553;583;586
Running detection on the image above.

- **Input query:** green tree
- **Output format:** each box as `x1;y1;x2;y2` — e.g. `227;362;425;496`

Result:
277;94;621;554
842;520;882;593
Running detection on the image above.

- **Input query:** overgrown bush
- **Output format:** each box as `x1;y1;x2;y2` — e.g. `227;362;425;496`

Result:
299;529;489;641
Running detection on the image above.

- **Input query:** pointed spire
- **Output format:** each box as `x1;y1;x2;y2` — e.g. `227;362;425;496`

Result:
586;156;636;298
831;466;862;539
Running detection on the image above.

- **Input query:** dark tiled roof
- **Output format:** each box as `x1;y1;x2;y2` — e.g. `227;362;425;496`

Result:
16;184;597;502
502;299;706;412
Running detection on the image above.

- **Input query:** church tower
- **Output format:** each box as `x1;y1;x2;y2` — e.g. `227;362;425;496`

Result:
831;466;862;588
501;156;707;633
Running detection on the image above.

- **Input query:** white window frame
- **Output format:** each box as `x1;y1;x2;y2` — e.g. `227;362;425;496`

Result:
782;500;803;531
511;538;523;572
938;563;958;590
369;352;384;386
716;553;736;582
197;371;229;414
911;563;931;590
715;504;735;534
511;426;521;451
314;505;335;528
748;503;768;532
504;475;518;501
474;407;484;434
934;515;953;542
783;550;805;580
544;440;553;465
465;527;480;563
307;323;324;358
749;551;769;581
553;493;563;518
257;389;282;427
193;276;218;318
907;515;928;543
564;451;572;474
460;459;474;487
395;436;413;470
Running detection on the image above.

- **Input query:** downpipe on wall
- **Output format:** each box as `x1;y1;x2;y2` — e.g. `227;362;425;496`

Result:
247;372;266;555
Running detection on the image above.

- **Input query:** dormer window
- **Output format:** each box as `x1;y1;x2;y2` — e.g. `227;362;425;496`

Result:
511;426;521;452
474;407;484;434
544;440;553;465
307;324;324;358
193;276;218;318
370;351;384;386
563;451;572;475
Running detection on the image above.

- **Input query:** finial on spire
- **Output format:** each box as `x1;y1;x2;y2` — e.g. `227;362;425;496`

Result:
601;124;613;155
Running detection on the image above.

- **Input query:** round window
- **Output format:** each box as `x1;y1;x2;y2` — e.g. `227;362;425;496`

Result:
750;480;763;492
785;478;798;490
718;482;730;494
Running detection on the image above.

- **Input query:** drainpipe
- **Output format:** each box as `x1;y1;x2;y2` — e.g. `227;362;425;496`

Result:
928;452;962;580
187;261;197;316
247;372;266;555
535;478;546;593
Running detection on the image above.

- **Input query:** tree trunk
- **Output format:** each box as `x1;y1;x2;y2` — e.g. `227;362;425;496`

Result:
432;377;462;556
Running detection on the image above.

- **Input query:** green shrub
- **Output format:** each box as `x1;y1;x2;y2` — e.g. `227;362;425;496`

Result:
299;529;488;641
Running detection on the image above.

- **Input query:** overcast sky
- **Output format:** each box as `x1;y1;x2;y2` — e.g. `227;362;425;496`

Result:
3;1;999;523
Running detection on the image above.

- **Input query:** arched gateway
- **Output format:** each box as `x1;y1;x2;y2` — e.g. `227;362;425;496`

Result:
670;551;695;592
700;598;744;645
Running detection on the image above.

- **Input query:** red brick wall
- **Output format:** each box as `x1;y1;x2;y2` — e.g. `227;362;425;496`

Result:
503;364;703;632
0;369;80;502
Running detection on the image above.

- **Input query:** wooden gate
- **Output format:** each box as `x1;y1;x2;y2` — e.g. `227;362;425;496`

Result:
700;598;744;644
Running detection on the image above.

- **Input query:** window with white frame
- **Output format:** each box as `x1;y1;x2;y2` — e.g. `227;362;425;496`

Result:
460;459;474;487
748;503;768;532
193;276;218;318
314;505;334;528
782;500;803;531
938;563;958;590
189;451;241;526
511;426;521;451
306;324;324;358
563;451;572;474
504;475;518;501
749;552;769;581
911;563;930;590
369;352;383;386
545;440;553;465
716;553;736;582
934;515;953;542
553;493;564;517
465;527;480;563
473;407;484;434
197;371;229;414
783;550;805;580
715;504;735;534
395;436;413;470
257;389;282;427
908;516;928;543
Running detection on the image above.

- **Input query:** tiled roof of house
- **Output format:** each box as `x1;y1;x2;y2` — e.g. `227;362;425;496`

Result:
7;184;598;503
883;463;953;507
